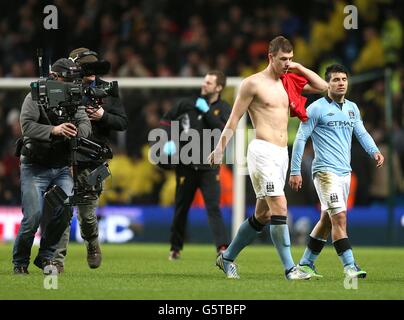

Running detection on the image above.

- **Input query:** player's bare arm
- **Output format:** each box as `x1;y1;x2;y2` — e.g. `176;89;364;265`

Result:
288;62;328;94
208;78;255;166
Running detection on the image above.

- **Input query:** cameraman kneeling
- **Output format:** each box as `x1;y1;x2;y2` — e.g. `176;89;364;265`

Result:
13;58;91;275
53;48;128;270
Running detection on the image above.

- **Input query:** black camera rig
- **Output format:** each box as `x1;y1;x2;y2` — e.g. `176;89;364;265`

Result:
44;136;113;209
29;52;117;209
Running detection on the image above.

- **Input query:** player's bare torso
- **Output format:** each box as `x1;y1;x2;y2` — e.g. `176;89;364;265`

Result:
246;71;289;147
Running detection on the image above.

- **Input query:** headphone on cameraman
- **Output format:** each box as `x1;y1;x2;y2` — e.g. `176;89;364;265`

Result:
50;70;80;79
49;66;81;80
69;49;111;76
69;50;98;63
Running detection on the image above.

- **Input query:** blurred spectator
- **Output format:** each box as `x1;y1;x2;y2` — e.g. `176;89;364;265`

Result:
361;79;385;129
381;11;403;66
352;27;385;73
179;50;209;77
100;146;164;205
118;51;152;77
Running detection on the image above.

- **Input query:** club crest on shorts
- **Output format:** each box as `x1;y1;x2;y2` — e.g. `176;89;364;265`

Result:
266;182;274;193
330;193;339;203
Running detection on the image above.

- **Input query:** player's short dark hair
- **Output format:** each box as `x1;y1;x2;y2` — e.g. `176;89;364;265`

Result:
269;36;293;55
325;64;349;82
207;70;227;90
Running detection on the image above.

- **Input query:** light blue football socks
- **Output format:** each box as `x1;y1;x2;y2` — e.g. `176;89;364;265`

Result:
223;215;264;261
299;236;327;266
270;215;295;271
333;238;355;267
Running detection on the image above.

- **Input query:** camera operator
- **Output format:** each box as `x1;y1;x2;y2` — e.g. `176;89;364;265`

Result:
53;48;128;271
12;58;92;275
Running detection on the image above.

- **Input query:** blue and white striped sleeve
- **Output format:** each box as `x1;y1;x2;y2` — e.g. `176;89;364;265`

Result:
352;103;379;157
290;104;319;175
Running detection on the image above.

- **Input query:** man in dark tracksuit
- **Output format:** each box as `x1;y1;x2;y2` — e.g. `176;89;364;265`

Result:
53;48;128;271
160;70;231;260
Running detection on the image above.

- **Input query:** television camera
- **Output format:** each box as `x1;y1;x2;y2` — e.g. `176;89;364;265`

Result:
29;56;118;208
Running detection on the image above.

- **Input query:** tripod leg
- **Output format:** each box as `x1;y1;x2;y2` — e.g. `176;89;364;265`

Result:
37;205;73;261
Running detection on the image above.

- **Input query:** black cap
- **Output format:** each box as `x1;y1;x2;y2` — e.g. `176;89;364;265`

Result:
51;58;76;73
51;58;78;74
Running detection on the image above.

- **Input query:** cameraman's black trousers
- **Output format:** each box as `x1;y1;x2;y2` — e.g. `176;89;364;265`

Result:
170;165;229;252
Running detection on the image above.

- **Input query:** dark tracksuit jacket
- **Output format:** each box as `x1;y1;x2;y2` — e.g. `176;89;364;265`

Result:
87;78;128;145
160;96;231;251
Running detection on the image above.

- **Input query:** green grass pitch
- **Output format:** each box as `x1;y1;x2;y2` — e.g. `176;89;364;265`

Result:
1;243;403;300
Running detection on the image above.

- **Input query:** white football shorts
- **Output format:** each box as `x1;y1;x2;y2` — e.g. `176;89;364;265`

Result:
247;139;289;198
313;171;351;216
